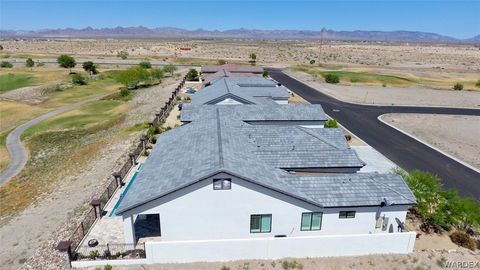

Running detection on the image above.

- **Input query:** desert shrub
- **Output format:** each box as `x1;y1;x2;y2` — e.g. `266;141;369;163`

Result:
71;74;87;85
176;96;181;101
104;265;113;270
139;61;152;69
36;62;45;67
262;70;269;77
475;79;480;88
281;260;303;270
453;83;463;90
120;88;130;97
324;73;339;84
89;250;100;260
117;50;129;59
217;59;226;65
163;64;177;76
150;136;157;144
450;232;476;250
397;170;480;232
309;59;315;65
0;61;13;68
324;119;338;128
221;266;230;270
186;68;199;81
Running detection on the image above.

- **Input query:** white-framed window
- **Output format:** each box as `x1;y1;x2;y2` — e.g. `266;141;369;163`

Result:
213;178;231;190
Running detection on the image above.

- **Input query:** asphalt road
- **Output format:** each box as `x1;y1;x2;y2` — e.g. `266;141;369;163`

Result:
0;95;111;185
268;69;480;199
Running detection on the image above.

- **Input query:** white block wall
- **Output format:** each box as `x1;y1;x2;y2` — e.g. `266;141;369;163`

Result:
145;232;417;263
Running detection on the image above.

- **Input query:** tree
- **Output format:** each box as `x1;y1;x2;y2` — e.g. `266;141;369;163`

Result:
139;61;152;69
71;73;87;85
324;73;340;84
115;67;150;89
249;53;257;65
150;68;164;80
262;70;269;78
0;61;13;68
453;83;463;90
186;68;199;81
324;119;338;128
117;51;129;60
217;59;226;65
57;54;76;73
25;58;35;69
163;64;177;76
82;61;98;75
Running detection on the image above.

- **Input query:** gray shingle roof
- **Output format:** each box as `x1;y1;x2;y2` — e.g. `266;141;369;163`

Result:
181;104;327;123
190;77;289;106
282;173;416;207
116;111;414;214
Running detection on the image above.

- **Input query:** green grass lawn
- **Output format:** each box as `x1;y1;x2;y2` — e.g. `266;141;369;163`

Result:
0;73;34;93
23;100;127;138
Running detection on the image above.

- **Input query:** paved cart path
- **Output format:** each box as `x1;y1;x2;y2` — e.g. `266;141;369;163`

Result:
0;95;109;184
268;68;480;198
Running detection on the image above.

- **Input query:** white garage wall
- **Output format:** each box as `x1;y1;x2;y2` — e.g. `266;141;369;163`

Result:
121;172;409;242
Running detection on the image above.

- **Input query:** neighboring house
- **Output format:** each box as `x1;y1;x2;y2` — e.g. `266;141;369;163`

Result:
202;64;264;86
190;77;289;105
116;111;415;247
180;103;328;128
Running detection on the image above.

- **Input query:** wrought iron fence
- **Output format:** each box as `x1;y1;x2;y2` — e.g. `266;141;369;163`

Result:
74;243;146;261
69;207;97;250
98;178;119;210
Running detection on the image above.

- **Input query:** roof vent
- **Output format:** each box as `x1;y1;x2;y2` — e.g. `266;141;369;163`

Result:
380;198;390;207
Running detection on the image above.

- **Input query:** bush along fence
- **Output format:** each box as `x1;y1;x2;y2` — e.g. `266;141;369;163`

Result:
56;74;187;264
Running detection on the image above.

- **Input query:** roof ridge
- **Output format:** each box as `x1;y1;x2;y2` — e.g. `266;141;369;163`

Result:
298;127;343;149
367;173;416;204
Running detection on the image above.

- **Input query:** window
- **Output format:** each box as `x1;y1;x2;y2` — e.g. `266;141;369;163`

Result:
250;214;272;233
339;211;356;219
213;178;231;190
301;212;323;231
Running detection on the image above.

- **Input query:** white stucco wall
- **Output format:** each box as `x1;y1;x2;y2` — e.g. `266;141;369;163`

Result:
275;99;289;105
145;232;416;263
121;172;409;242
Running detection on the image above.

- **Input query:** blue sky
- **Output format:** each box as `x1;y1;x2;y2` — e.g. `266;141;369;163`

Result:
1;0;479;38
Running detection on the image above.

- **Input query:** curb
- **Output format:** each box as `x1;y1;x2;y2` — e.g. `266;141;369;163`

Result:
283;71;480;110
378;114;480;174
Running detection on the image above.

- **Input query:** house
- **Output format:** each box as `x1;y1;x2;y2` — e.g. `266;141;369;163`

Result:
202;64;264;75
116;111;415;253
180;103;328;128
190;77;289;105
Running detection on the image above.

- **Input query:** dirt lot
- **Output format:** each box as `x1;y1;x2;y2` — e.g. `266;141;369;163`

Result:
381;114;480;170
285;69;480;108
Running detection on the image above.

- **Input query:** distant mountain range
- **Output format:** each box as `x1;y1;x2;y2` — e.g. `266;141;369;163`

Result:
1;26;479;44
